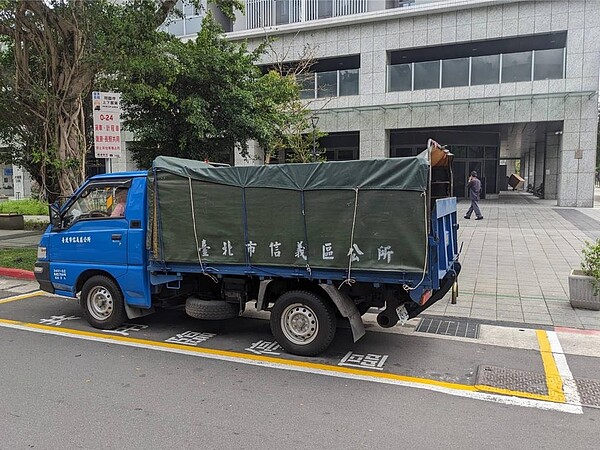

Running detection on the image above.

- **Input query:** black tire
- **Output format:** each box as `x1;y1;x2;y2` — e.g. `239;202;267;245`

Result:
80;275;127;329
270;290;336;356
185;296;238;320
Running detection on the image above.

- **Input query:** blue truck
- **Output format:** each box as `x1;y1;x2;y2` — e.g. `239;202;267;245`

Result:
34;140;460;356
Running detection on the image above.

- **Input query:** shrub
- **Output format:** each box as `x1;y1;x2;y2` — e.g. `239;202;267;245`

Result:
0;199;48;215
581;239;600;294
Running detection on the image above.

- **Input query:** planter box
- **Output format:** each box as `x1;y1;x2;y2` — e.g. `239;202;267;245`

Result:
0;213;24;230
569;269;600;311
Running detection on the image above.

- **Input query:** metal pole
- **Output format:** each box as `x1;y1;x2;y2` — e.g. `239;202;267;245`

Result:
312;125;317;162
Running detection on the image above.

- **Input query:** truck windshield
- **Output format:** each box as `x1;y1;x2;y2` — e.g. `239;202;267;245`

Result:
62;184;128;227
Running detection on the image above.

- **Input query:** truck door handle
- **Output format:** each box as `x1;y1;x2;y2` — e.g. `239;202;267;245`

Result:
111;234;122;241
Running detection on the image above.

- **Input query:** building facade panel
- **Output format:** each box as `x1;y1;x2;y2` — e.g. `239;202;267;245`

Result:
227;0;599;205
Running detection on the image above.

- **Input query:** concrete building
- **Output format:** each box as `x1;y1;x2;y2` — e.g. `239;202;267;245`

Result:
200;0;600;206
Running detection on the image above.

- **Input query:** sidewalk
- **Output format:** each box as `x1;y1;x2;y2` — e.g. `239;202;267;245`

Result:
1;201;600;330
428;190;600;330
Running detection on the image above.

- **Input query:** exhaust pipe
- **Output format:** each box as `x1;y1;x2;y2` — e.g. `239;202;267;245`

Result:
377;309;399;328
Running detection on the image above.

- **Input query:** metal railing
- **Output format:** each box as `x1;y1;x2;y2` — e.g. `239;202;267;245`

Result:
246;0;368;29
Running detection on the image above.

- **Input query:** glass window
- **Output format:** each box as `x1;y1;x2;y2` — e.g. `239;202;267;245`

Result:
442;58;469;88
339;69;359;96
388;64;412;92
336;149;358;160
471;55;500;85
502;51;532;83
183;2;198;16
452;146;467;158
390;147;418;158
298;73;315;99
275;0;290;25
484;160;497;194
468;146;484;159
484;146;498;159
325;149;359;161
317;71;337;98
167;20;184;36
534;48;564;80
185;17;202;35
414;60;440;90
62;184;130;228
318;0;333;18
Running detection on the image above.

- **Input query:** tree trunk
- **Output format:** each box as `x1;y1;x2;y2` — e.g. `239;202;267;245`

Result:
55;96;87;199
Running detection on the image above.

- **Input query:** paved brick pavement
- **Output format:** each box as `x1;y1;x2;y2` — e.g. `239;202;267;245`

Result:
429;190;600;330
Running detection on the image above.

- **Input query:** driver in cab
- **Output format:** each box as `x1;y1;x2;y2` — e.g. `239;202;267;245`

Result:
111;187;129;217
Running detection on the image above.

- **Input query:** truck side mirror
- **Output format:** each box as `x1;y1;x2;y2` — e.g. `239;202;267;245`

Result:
49;203;62;230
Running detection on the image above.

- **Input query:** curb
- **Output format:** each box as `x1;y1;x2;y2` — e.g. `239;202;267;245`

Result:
0;267;35;281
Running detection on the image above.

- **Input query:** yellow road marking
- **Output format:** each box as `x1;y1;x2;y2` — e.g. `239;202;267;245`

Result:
0;317;570;406
0;291;45;305
474;385;556;403
475;330;567;404
0;317;477;391
536;329;566;403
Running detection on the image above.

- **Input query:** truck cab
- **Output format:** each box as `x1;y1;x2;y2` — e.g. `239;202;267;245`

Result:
35;172;153;327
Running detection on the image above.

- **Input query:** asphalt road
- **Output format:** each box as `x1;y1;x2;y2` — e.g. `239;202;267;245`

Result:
1;282;600;449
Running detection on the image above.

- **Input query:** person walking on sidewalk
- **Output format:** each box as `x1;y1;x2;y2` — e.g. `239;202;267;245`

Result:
464;171;483;220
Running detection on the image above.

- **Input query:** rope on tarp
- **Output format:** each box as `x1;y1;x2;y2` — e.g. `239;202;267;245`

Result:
339;187;360;290
403;191;429;293
188;177;218;283
301;189;312;277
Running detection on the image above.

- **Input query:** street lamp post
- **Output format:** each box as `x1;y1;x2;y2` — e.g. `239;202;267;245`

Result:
310;115;319;162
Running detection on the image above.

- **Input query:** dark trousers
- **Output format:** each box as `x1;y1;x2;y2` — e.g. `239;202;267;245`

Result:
465;200;482;219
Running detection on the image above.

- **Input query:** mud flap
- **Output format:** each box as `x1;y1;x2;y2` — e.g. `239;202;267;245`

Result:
319;284;365;342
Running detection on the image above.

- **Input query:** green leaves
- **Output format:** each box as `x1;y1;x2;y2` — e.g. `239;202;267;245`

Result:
114;14;301;167
581;239;600;295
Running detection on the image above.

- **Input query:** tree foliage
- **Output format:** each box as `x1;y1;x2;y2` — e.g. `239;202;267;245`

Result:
115;16;303;168
0;0;240;201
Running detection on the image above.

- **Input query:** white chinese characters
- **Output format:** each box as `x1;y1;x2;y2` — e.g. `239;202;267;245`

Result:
377;245;394;263
165;331;216;346
61;236;91;244
347;244;364;262
39;315;80;326
246;340;281;355
338;351;389;370
103;324;148;336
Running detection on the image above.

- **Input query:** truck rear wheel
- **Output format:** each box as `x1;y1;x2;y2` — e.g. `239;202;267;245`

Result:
270;290;336;356
80;275;127;329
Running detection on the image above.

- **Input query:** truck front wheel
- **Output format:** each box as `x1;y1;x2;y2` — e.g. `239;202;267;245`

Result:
270;290;336;356
80;275;127;329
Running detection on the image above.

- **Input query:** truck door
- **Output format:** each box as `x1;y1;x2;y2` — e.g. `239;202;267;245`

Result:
48;180;131;288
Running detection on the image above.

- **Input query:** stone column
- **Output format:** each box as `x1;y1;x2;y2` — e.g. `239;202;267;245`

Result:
534;140;545;193
544;133;561;200
557;96;598;207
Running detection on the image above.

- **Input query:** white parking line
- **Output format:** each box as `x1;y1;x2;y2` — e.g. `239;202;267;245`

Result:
546;330;583;407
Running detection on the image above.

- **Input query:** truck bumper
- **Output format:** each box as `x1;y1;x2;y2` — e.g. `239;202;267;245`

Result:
34;261;54;294
407;261;461;319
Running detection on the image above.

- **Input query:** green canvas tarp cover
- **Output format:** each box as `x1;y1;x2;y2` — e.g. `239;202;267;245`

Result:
149;154;429;273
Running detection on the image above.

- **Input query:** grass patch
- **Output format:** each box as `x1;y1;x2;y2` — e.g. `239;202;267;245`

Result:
0;199;48;215
0;248;37;271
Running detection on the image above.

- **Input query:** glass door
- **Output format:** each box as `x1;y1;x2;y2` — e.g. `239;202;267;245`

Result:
454;161;466;198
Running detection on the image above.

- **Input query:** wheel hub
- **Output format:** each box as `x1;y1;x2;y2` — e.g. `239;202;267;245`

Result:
87;286;114;320
281;303;319;345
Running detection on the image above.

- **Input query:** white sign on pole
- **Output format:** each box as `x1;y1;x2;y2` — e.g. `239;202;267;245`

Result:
92;91;122;159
